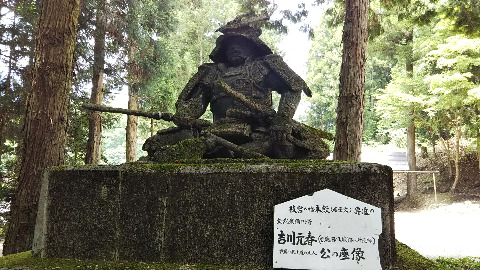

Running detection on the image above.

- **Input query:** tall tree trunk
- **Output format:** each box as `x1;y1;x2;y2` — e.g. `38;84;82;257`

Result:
405;33;417;198
0;113;6;164
477;129;480;177
440;136;454;180
198;29;204;66
85;0;106;164
0;74;11;165
3;0;80;255
406;122;417;198
450;116;462;192
0;12;16;163
126;85;139;162
333;0;369;161
125;31;140;163
475;106;480;177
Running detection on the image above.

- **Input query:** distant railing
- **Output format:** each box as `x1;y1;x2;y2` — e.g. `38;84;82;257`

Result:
393;170;440;203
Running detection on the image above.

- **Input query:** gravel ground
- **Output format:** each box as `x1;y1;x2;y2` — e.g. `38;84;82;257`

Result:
395;201;480;258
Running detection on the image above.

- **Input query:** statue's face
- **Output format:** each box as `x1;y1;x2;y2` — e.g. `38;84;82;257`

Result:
225;37;255;66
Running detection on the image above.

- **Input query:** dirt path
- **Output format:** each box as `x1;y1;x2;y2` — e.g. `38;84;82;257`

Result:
395;201;480;258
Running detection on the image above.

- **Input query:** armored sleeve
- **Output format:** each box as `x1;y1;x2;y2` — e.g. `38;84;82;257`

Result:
263;54;312;97
177;64;215;101
175;64;216;119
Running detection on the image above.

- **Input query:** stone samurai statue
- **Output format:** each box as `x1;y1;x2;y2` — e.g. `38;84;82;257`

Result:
142;14;331;162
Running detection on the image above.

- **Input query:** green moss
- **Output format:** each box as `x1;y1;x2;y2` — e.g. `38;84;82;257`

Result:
117;159;370;180
151;138;208;163
299;122;334;141
395;240;440;270
124;159;363;176
0;251;261;270
129;158;349;168
52;154;356;174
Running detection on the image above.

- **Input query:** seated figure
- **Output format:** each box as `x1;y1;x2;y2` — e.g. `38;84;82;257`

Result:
142;14;332;162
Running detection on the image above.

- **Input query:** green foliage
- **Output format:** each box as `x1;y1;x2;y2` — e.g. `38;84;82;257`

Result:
363;51;393;144
102;116;148;164
237;0;271;15
416;34;480;140
0;1;39;184
102;125;128;165
373;8;480;190
122;0;176;105
0;139;18;184
304;11;342;134
373;0;480;148
439;0;480;37
71;0;179;164
66;93;120;165
66;92;90;165
376;65;427;128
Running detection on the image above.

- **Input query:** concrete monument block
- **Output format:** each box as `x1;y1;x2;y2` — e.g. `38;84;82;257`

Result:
33;160;395;269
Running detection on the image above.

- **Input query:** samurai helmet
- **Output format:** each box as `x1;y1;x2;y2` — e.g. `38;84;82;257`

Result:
209;13;273;63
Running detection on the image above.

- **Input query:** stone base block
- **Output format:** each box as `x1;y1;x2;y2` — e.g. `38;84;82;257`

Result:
33;160;395;269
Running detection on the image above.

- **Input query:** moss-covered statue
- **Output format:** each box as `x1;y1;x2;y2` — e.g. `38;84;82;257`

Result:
142;14;332;162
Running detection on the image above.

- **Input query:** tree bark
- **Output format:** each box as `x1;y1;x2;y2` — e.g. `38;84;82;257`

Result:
0;113;6;164
450;115;462;192
3;0;80;255
477;129;480;178
440;136;454;180
405;34;417;198
406;121;417;197
85;0;106;165
0;76;10;165
125;32;140;163
198;29;204;66
126;86;139;162
333;0;369;161
0;12;16;163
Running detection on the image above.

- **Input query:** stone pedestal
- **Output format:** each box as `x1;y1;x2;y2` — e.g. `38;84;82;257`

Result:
33;160;395;269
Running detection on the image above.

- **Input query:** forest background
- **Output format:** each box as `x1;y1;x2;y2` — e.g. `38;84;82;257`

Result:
0;0;479;253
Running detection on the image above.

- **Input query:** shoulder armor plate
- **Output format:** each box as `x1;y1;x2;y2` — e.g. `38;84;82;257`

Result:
263;54;312;97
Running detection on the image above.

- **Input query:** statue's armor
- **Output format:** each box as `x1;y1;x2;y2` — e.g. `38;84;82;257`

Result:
209;59;271;123
175;54;310;126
